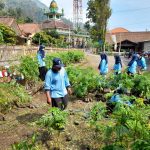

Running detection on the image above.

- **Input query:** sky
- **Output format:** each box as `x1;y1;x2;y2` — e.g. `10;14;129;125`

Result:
40;0;150;31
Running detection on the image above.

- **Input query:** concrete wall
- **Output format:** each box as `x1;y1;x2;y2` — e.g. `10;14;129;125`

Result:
144;41;150;51
0;45;84;65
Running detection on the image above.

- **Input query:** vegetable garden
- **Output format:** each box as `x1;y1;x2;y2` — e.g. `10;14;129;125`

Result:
0;50;150;150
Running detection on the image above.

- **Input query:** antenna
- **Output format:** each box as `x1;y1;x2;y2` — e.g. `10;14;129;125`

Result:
73;0;83;29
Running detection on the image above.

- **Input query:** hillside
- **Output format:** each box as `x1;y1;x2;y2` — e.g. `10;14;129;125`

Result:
3;0;49;22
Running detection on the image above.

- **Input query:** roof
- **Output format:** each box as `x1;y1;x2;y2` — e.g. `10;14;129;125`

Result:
0;16;22;36
41;19;70;30
106;31;150;44
110;27;129;34
0;16;14;26
18;23;41;35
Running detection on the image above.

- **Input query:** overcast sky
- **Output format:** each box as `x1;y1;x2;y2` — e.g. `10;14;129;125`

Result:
40;0;150;31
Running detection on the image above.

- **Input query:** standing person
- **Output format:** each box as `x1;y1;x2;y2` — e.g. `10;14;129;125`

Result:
113;54;122;75
98;53;108;76
44;58;72;110
137;54;147;74
127;54;138;75
37;45;47;81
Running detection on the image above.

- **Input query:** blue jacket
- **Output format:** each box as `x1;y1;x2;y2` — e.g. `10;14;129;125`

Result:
113;63;122;73
137;57;147;70
44;67;70;98
99;59;108;75
109;94;132;106
128;61;137;74
37;51;46;67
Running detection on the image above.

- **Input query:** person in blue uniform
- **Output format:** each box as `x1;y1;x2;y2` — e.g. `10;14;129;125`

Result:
37;45;47;81
127;54;138;75
106;88;132;113
137;54;147;74
44;58;72;110
98;53;108;75
113;54;122;75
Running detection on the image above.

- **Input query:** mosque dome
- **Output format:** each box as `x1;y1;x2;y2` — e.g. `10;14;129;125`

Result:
50;0;58;9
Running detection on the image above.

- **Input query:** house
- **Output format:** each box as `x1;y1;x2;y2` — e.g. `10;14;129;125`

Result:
18;23;41;45
106;27;150;52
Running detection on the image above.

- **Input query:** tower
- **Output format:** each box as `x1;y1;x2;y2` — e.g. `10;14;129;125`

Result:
45;0;63;20
73;0;83;29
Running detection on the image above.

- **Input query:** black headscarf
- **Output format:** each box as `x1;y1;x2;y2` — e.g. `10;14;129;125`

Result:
38;45;45;59
99;53;108;68
114;55;122;67
128;54;138;67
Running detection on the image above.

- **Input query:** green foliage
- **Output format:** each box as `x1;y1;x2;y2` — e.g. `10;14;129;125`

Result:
48;30;60;39
32;31;54;46
37;107;68;133
18;56;39;83
89;102;106;125
131;75;150;97
12;134;37;150
0;81;31;112
67;66;102;98
0;24;17;44
2;0;47;22
45;50;84;69
33;31;70;48
104;104;150;149
87;0;111;48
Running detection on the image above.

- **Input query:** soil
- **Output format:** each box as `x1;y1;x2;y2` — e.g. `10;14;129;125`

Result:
0;54;149;150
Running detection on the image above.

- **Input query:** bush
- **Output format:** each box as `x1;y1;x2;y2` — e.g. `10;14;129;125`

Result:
18;56;39;83
0;81;31;112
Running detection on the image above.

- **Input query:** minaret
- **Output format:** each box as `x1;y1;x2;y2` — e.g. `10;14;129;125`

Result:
44;0;63;20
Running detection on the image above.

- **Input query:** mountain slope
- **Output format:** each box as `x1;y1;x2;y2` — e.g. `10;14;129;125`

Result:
4;0;49;22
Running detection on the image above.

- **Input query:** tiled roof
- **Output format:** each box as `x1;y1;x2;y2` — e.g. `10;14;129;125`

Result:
18;23;41;35
106;31;150;44
0;16;22;36
110;27;129;34
41;19;70;30
0;16;14;26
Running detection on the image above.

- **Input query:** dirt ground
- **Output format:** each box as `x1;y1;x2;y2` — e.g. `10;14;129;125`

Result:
0;54;149;150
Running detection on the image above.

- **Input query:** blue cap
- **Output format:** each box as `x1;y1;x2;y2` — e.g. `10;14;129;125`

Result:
53;58;64;68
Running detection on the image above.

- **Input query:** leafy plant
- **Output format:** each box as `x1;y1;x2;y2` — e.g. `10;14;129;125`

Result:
12;134;38;150
37;107;68;133
0;81;31;112
18;56;39;85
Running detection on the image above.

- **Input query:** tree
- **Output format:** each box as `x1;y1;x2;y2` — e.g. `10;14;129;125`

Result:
24;17;33;23
0;30;4;44
32;31;54;46
0;24;17;44
47;30;60;39
0;1;5;10
87;0;111;51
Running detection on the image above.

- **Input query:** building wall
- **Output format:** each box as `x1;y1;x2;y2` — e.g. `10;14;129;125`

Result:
11;21;22;36
144;41;150;51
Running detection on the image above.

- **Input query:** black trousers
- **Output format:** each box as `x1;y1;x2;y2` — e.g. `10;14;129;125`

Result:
52;95;68;110
39;66;47;81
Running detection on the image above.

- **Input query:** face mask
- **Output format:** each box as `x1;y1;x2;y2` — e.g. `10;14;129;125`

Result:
52;66;61;73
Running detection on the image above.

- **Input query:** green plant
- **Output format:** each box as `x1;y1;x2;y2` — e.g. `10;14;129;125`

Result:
18;56;39;84
0;23;17;44
37;107;68;133
67;66;102;98
12;134;37;150
131;75;150;97
0;81;31;112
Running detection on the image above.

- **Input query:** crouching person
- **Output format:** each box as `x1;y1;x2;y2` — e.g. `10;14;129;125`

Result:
106;88;132;114
44;58;72;110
